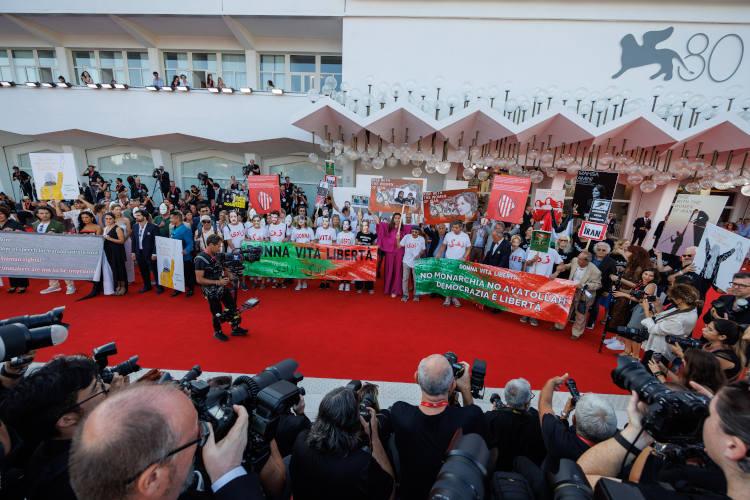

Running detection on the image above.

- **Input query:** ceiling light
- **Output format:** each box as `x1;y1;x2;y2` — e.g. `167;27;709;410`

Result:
220;87;233;94
208;87;220;93
240;87;253;94
0;81;15;87
87;83;101;89
176;86;189;92
113;83;128;89
100;83;113;89
25;81;40;87
41;82;55;88
145;85;158;91
271;88;284;95
56;82;72;88
159;86;173;92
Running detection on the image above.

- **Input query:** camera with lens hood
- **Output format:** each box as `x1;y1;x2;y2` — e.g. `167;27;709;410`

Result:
92;342;141;383
614;326;650;343
444;351;487;399
0;306;68;362
665;335;703;351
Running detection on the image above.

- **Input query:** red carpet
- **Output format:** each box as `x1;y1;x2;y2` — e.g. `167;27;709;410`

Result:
0;278;648;393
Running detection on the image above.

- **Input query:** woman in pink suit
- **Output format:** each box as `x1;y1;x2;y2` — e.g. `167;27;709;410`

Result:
375;212;412;298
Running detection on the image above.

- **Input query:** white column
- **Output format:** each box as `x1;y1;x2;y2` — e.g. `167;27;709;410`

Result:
55;47;73;83
550;173;566;191
245;49;258;89
61;145;90;187
147;48;163;80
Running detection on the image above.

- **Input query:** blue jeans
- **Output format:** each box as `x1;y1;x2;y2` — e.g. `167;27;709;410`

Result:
587;294;612;327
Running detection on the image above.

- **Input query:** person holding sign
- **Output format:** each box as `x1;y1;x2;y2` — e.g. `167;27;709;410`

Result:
437;221;472;307
399;226;426;302
376;212;412;298
34;205;77;296
520;240;562;326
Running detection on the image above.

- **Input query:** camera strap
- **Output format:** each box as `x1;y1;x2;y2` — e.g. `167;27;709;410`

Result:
653;307;694;324
420;400;449;408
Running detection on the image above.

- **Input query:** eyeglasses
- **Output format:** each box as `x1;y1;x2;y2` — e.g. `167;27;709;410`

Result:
124;421;209;485
730;281;750;288
59;377;109;416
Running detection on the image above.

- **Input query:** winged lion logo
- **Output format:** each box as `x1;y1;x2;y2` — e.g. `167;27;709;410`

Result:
612;27;692;81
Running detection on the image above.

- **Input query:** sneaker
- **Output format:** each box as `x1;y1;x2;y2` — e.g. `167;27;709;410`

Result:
413;296;420;302
40;286;62;295
443;298;451;307
339;283;345;291
302;282;308;289
66;286;76;295
214;331;229;342
357;289;363;294
368;290;374;295
606;339;626;351
402;296;409;302
345;284;350;291
295;283;302;291
519;316;529;323
603;337;617;345
529;318;539;326
452;298;461;308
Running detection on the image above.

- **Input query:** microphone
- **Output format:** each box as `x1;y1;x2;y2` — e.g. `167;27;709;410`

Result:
0;323;69;362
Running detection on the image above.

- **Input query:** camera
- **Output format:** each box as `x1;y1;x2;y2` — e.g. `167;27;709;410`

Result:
152;167;163;179
216;246;263;275
430;433;491;499
611;356;709;443
567;378;581;405
614;326;650;343
345;380;379;423
92;342;141;383
159;365;203;388
489;392;505;410
443;352;487;399
197;172;209;184
630;289;657;302
189;358;304;467
665;335;703;351
0;307;68;362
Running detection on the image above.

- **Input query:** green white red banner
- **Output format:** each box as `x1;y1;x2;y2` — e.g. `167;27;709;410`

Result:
242;242;378;281
414;258;576;323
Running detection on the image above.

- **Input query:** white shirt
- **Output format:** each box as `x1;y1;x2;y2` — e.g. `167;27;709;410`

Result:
315;227;337;245
525;248;562;277
222;223;246;249
336;231;357;246
509;248;526;271
37;223;47;233
245;226;268;242
442;231;471;260
400;234;426;267
571;265;586;284
291;227;315;243
268;222;287;242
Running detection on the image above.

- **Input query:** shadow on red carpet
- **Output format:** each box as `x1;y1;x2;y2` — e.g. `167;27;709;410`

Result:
0;279;640;393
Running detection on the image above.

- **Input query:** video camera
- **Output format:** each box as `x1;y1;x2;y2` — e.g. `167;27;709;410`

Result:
197;172;209;184
430;433;491;499
189;358;303;467
444;352;487;399
151;166;164;179
613;326;650;343
0;306;68;362
92;342;141;383
665;335;703;351
611;356;709;444
216;246;262;275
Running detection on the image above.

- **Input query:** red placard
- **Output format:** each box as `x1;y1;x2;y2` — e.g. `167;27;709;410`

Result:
577;220;608;241
487;175;531;223
247;175;280;214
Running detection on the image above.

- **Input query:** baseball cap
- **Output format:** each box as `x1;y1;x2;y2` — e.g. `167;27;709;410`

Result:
200;215;211;222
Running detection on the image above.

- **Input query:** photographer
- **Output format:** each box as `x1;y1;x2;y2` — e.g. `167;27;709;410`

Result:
484;378;546;471
640;284;700;364
11;166;35;200
672;319;743;382
290;387;394;500
154;166;170;198
609;268;659;356
70;383;266;500
649;349;726;394
378;354;486;499
1;355;120;500
704;272;750;329
195;234;248;342
538;373;617;473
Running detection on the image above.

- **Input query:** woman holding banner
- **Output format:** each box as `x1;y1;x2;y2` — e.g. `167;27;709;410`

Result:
0;206;29;294
375;212;411;298
356;220;377;294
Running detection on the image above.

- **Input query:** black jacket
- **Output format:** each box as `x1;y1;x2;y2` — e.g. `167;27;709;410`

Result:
633;217;652;232
132;222;159;258
483;239;511;268
595;255;618;296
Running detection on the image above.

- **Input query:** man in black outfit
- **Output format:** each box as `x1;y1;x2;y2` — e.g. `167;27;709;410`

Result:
1;356;111;500
379;354;487;499
194;234;248;342
483;225;511;268
652;214;667;248
703;271;750;329
485;377;546;471
166;180;181;206
586;241;619;329
631;211;652;246
155;165;170;199
131;208;163;294
81;164;104;185
11;166;35;201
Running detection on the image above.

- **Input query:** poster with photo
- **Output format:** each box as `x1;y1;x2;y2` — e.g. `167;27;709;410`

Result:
351;194;370;208
656;195;729;256
487;175;531;223
155;236;185;292
247;175;281;215
29;152;80;201
532;189;565;231
572;171;618;223
369;178;424;212
423;188;479;224
530;230;552;253
693;223;750;292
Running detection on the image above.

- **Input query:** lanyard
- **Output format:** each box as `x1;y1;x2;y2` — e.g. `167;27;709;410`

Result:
420;400;449;408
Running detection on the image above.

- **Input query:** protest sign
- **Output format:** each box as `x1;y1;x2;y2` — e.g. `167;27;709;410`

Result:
0;232;102;280
351;194;370;208
656;195;728;256
29;153;80;201
414;258;576;323
423;188;479;224
243;242;378;281
529;230;552;253
694;223;750;292
572;171;618;223
315;185;329;206
224;194;247;209
369;178;423;212
155;236;185;292
532;189;565;231
578;221;608;241
247;175;281;214
487;175;531;223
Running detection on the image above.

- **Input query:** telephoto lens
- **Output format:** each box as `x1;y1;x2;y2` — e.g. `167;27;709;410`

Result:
430;433;491;500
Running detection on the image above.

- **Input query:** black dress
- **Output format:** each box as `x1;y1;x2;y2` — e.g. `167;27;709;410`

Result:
103;225;127;283
1;219;30;289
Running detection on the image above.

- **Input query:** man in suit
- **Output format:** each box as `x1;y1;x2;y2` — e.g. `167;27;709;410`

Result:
69;384;267;500
483;226;511;268
33;205;76;295
552;251;601;339
132;208;163;294
631;211;652;246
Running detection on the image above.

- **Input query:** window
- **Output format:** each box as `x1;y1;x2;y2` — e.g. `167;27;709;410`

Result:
221;53;246;88
97;153;154;183
182;157;243;190
258;54;341;92
73;50;148;86
164;52;243;88
268;161;320;204
0;49;57;82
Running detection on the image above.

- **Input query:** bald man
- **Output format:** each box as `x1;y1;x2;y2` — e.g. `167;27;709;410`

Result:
69;383;264;500
379;354;487;499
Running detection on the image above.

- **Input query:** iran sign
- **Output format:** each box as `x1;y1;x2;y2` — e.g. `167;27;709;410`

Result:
578;221;608;241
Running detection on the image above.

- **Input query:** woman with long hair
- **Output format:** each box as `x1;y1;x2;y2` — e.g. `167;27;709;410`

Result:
355;220;377;294
698;319;743;381
102;211;128;295
649;348;726;395
110;204;134;285
641;284;700;363
206;73;215;88
608;268;659;356
170;75;180;89
77;210;104;299
80;71;93;85
608;245;652;329
290;216;315;291
375;212;412;298
0;206;29;293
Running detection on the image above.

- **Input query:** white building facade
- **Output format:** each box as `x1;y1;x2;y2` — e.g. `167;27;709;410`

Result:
0;0;749;236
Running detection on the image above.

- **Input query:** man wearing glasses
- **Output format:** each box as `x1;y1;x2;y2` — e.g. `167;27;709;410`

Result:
1;356;120;500
70;383;265;500
665;246;709;298
703;271;750;329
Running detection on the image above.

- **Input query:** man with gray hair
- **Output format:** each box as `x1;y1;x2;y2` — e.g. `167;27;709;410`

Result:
485;378;547;471
379;354;487;499
538;373;617;473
